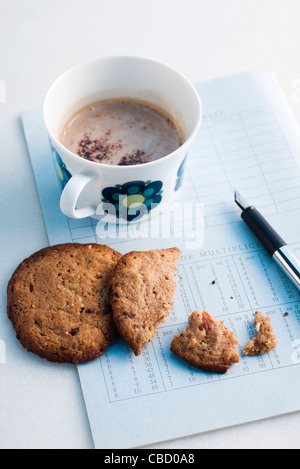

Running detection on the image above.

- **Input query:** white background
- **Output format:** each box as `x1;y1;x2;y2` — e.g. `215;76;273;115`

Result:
1;0;300;449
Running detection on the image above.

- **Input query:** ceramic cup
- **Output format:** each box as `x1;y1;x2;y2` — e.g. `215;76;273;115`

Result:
43;55;202;223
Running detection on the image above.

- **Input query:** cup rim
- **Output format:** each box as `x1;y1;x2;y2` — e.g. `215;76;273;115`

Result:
43;54;202;170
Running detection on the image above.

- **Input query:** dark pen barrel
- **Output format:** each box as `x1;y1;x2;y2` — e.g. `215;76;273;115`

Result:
241;206;286;255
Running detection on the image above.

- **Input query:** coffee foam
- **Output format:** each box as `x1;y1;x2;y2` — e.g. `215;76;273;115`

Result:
61;98;183;165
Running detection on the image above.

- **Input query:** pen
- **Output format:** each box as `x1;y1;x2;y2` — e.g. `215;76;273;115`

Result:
234;190;300;291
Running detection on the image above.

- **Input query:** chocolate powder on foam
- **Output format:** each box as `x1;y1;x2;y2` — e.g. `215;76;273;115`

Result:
77;130;124;162
78;131;148;165
118;150;147;166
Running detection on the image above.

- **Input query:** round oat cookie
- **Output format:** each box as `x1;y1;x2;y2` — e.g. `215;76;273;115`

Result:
7;243;122;364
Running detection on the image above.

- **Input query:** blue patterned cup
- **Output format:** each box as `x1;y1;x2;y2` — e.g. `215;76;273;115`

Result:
43;56;202;223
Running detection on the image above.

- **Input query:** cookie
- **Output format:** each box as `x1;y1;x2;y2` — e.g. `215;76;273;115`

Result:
243;311;277;356
171;310;240;374
109;248;181;356
7;243;122;364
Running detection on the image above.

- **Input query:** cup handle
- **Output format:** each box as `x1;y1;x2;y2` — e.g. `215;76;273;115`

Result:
60;173;96;219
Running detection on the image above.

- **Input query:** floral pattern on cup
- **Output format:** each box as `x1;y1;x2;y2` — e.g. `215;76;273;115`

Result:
102;180;163;222
55;152;72;188
175;154;187;191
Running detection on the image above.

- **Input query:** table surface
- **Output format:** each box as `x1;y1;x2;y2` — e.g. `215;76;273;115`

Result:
1;0;300;449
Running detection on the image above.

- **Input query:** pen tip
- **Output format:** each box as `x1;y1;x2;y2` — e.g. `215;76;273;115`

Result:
234;190;250;211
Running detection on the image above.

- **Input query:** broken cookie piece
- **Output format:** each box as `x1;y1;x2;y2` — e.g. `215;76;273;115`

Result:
170;310;240;374
243;311;277;356
109;247;181;356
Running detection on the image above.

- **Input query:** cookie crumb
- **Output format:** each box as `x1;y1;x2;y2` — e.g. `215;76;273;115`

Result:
243;312;277;356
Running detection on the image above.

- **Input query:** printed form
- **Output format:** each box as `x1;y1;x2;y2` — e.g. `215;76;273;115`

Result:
22;71;300;448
